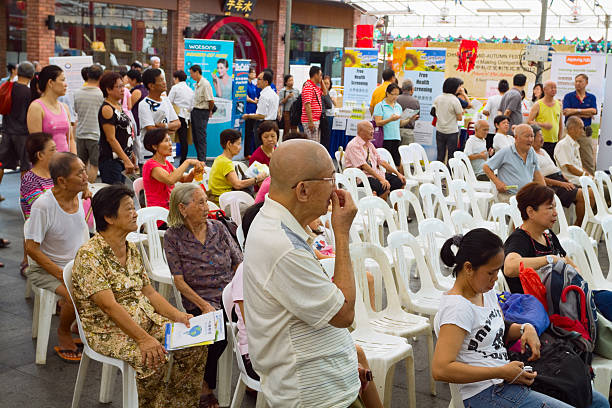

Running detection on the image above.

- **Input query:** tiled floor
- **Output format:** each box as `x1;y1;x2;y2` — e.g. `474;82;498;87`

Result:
0;170;452;407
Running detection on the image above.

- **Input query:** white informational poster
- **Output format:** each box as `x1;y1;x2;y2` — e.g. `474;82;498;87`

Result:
485;80;499;98
413;121;434;146
597;61;612;171
290;64;320;92
345;118;359;137
49;56;93;97
550;53;606;138
332;117;347;131
342;48;378;105
401;48;446;160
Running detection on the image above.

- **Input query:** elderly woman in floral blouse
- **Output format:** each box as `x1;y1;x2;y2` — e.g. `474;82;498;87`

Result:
72;184;208;408
164;183;242;408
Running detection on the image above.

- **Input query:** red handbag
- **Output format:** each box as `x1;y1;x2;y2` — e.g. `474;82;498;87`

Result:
0;81;14;115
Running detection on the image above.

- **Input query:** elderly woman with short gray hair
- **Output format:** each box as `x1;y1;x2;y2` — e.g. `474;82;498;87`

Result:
163;183;242;408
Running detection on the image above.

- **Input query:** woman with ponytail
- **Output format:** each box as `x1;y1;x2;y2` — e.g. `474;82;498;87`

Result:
432;228;582;407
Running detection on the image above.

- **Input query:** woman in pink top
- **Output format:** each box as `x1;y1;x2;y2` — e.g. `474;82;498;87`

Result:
142;128;200;209
27;65;75;153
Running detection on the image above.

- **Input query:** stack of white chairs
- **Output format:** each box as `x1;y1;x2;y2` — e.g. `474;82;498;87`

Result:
399;143;434;185
219;191;255;225
429;160;461;210
489;202;521;240
132;178;146;208
419;183;454;228
344;167;374;201
387;230;443;321
221;284;266;408
579;175;611;241
389;189;425;231
595;171;612;213
335;149;345;172
448;179;497;233
63;261;138;407
601;216;612;278
453;151;496;194
349;245;436;407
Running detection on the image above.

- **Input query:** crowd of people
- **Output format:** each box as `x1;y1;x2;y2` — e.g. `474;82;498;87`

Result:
0;56;610;408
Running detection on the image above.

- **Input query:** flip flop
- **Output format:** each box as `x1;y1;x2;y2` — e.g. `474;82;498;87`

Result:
54;346;82;363
0;238;10;248
19;261;28;277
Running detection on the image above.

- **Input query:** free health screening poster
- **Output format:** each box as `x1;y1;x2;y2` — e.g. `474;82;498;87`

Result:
342;48;378;104
184;39;234;158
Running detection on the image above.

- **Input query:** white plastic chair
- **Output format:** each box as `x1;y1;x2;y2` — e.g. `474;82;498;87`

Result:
344;167;374;200
221;284;266;408
31;283;61;365
489;202;520;240
448;157;495;214
592;355;612;397
88;182;110;197
566;226;612;290
428;160;459;208
418;218;455;291
219;191;255;225
399;144;434;185
601;216;612;279
131;178;145;207
387;230;443;321
595;171;612;213
233;161;249;177
63;261;138;407
349;245;435;407
376;147;397;171
390;189;425;231
357;196;397;247
508;196;523;229
453;150;496;194
207;200;220;211
335;148;345;172
419;183;453;226
448;383;464;408
580;175;610;241
136;207;176;303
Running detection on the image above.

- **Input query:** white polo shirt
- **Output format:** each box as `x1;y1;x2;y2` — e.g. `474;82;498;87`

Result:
255;85;280;120
243;197;360;408
554;135;583;184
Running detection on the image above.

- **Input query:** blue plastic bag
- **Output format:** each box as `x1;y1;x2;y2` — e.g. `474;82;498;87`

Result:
497;292;550;335
594;290;612;321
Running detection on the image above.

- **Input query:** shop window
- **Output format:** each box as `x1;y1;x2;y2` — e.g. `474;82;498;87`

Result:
6;0;27;63
55;1;168;70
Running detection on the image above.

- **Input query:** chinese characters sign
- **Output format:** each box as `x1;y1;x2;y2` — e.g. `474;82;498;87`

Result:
223;0;256;17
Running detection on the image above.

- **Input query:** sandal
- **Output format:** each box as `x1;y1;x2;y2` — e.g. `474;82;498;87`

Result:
54;346;82;363
199;393;219;408
0;238;10;248
20;261;28;277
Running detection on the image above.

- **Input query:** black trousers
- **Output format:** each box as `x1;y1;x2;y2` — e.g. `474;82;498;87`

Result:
382;139;401;166
245;118;257;157
542;142;557;164
436;131;459;163
191;108;210;161
177;117;189;164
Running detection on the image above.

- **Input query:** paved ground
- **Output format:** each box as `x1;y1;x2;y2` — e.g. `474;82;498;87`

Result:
0;169;453;408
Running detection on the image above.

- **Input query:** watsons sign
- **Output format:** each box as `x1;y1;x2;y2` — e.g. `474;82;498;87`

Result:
186;43;219;51
234;61;251;72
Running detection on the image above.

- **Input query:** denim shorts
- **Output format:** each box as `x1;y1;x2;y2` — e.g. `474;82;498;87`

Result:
463;383;573;408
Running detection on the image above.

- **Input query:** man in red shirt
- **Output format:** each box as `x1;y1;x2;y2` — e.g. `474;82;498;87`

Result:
301;66;324;143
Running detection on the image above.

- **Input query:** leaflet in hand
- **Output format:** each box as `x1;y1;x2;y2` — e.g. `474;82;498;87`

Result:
400;108;419;120
245;161;269;178
164;310;225;351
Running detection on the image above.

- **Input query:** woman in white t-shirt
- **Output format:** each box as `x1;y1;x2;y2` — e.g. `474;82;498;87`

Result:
432;228;570;408
492;114;514;153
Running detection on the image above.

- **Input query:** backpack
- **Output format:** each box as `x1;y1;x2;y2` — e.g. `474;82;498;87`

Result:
208;209;239;247
539;260;598;344
508;330;593;408
289;93;303;126
0;81;14;115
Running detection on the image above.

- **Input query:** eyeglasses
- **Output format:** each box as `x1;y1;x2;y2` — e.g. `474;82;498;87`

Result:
291;176;336;189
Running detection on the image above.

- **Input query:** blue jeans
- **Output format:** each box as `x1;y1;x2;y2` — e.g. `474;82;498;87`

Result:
464;383;609;408
99;159;125;185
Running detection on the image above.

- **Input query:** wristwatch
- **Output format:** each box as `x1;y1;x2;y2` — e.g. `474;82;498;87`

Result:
546;255;555;265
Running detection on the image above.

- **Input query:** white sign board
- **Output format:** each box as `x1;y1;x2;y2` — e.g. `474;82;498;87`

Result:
49;56;93;97
413;121;434;146
597;61;612;171
345;118;359;137
342;48;378;105
290;64;320;92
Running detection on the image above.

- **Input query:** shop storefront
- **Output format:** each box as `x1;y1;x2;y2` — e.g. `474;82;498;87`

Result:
1;0;361;82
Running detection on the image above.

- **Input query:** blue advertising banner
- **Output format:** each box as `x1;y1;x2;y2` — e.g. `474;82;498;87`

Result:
342;48;378;104
184;39;234;158
401;48;446;160
232;59;250;132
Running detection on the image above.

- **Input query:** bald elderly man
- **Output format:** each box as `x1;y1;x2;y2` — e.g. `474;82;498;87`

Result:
344;120;406;200
243;140;366;407
528;80;563;159
463;119;494;181
483;124;546;202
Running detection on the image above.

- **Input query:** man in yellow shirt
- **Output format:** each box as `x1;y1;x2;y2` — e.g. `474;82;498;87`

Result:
369;68;396;115
528;80;562;160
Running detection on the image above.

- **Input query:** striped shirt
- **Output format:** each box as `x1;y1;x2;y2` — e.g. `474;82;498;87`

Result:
74;86;104;140
20;171;54;219
243;198;360;407
301;80;323;123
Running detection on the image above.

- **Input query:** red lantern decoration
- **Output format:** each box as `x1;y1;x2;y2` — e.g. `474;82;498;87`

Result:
355;25;374;48
457;39;478;72
16;0;26;10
